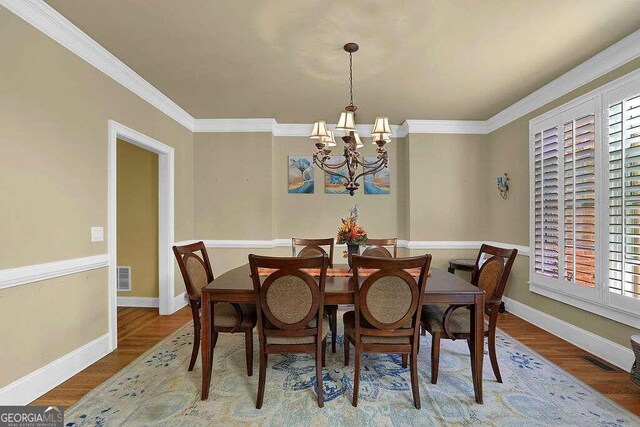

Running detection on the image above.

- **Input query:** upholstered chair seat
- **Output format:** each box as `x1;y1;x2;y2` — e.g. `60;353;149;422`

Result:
421;304;488;334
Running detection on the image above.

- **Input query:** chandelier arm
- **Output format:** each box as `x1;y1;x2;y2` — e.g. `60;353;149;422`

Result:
314;157;350;182
356;156;387;167
352;159;388;183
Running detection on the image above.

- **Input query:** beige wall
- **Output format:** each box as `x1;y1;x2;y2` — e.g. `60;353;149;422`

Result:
408;133;490;241
487;57;640;347
0;8;193;388
193;133;273;240
117;140;159;298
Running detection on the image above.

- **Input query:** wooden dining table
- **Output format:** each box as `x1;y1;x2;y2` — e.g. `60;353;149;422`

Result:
200;264;486;404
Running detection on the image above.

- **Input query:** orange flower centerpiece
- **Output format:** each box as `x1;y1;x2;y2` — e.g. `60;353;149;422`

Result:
337;205;367;268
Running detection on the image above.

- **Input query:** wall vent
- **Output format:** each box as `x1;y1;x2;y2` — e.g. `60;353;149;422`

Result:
117;266;131;291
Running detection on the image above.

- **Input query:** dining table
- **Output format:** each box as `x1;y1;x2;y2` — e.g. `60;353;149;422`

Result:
199;263;486;404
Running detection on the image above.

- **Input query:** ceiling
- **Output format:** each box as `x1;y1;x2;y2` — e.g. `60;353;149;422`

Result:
45;0;640;124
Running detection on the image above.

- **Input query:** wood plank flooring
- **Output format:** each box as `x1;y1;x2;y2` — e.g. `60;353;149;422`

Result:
31;308;640;415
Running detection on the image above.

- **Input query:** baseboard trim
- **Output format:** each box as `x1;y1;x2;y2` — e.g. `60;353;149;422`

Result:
0;254;109;291
502;296;634;371
173;291;188;312
117;296;159;308
0;333;111;405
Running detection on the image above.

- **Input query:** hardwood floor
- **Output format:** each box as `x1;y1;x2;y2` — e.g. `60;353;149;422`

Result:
32;308;640;415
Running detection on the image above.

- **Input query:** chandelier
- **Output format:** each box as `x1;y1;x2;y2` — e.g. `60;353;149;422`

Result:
309;42;392;196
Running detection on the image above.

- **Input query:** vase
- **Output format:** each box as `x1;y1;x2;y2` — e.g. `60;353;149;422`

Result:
347;243;360;269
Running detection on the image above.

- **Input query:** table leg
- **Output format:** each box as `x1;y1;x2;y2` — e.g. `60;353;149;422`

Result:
447;265;455;274
470;293;484;404
201;293;213;400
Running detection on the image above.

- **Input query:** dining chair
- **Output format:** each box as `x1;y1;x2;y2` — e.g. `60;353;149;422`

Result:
292;238;338;354
173;242;256;374
249;254;330;408
421;244;517;384
362;237;398;258
343;254;431;408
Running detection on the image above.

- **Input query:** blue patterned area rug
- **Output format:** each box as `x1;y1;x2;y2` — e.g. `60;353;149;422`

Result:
65;317;638;426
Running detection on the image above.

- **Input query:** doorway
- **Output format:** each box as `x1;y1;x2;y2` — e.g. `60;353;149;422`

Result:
107;120;176;350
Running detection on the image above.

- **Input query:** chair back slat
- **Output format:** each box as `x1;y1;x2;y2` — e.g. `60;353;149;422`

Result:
249;254;328;339
471;244;518;303
363;238;398;258
292;238;335;268
173;242;214;300
351;254;431;341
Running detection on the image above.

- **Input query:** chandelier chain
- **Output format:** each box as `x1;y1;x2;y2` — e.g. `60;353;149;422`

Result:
348;51;354;107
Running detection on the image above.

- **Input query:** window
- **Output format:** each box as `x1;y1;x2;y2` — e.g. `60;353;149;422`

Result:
529;70;640;328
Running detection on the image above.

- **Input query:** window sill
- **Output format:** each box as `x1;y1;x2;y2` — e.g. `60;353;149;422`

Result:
529;281;640;329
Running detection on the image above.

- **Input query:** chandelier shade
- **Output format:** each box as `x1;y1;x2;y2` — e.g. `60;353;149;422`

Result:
310;42;391;196
310;120;330;139
336;111;356;131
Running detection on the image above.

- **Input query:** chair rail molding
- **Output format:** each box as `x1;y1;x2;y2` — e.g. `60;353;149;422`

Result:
177;239;529;256
0;254;109;290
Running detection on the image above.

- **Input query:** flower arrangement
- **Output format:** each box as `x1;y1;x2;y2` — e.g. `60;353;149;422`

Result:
337;204;367;245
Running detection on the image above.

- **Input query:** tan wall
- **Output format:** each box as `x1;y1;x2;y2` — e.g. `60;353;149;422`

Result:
272;136;403;240
193;133;273;240
116;140;159;298
487;57;640;347
408;133;490;241
0;9;193;388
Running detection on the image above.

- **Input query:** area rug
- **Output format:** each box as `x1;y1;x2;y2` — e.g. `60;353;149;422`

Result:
64;317;639;426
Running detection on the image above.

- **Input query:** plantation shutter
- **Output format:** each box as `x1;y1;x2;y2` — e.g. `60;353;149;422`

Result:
563;114;596;287
608;94;640;299
534;125;560;278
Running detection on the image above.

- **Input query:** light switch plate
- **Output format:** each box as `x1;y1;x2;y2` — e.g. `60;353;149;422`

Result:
91;227;104;242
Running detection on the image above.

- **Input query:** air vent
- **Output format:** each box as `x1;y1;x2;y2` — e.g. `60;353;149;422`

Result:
117;266;131;291
581;355;618;372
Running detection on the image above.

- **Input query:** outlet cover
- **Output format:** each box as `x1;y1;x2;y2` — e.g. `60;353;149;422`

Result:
91;227;104;242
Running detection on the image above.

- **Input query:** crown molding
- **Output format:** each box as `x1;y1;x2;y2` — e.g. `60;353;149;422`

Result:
486;28;640;133
193;118;276;133
4;2;640;136
1;0;195;131
403;120;489;135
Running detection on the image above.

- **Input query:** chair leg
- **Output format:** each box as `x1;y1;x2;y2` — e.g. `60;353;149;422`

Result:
245;329;253;377
410;352;421;409
189;315;201;371
466;338;475;377
431;332;440;384
401;354;408;368
256;351;267;409
488;329;502;383
316;342;324;408
352;349;361;407
344;337;350;366
322;338;327;368
330;309;337;353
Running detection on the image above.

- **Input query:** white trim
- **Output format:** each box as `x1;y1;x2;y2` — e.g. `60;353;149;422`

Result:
487;29;640;132
108;120;176;350
195;239;529;254
173;291;188;311
0;0;195;131
529;282;640;330
0;254;108;290
502;296;634;371
117;296;159;308
403;120;489;135
4;1;640;135
194;118;276;133
0;333;110;405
